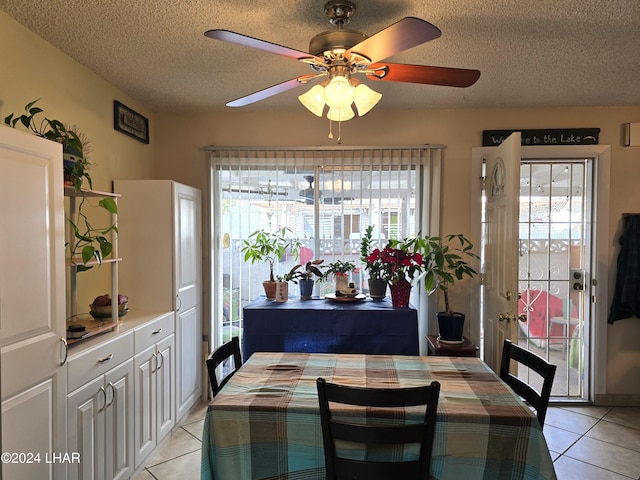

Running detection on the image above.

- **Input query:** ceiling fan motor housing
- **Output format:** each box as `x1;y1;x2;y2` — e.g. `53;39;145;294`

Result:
309;29;368;58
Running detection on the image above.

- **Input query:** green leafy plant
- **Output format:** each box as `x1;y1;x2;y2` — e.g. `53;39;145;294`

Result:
323;259;356;278
4;99;117;271
282;259;325;283
241;228;301;282
360;225;386;280
419;234;479;315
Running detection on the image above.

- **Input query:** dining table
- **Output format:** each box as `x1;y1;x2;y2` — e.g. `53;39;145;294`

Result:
201;352;557;480
242;296;419;359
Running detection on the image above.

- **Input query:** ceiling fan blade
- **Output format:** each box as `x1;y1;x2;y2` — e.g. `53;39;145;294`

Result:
366;63;481;88
347;17;441;64
205;29;322;62
226;75;317;107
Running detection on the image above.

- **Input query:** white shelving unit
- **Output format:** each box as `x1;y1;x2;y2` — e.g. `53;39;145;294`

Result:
65;185;121;344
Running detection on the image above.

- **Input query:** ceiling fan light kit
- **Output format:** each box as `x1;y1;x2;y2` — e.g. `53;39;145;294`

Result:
205;0;480;140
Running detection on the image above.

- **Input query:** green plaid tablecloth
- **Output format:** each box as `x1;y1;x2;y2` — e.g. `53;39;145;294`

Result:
201;352;556;480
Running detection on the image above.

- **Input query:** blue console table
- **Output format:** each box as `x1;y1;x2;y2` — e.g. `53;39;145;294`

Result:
242;296;419;359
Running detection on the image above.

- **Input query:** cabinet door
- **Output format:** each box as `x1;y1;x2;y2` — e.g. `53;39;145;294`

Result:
156;334;175;442
134;344;156;468
104;359;134;480
67;376;106;480
174;183;202;420
1;126;67;480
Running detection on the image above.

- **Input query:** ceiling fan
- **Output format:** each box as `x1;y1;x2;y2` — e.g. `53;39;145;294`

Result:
297;175;353;205
204;0;480;122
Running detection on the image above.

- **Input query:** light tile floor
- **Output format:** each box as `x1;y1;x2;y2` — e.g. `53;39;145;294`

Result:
134;403;640;479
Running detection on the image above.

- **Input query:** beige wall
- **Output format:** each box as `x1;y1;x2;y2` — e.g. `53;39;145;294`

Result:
2;10;639;402
0;12;155;310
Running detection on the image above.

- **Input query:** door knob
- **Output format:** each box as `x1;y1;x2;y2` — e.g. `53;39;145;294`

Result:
499;313;511;322
518;314;527;322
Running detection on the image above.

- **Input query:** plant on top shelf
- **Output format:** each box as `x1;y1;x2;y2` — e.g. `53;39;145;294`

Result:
241;227;301;298
4;99;118;271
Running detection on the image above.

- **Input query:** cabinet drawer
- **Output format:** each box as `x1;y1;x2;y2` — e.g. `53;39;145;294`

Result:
67;331;134;392
134;312;175;354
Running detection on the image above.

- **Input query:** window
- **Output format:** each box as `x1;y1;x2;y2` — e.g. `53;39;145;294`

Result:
206;146;443;352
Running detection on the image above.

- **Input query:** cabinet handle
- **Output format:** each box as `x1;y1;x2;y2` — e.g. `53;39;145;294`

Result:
98;353;113;363
60;337;68;366
176;294;182;312
97;386;107;412
156;351;164;371
152;328;162;335
105;382;115;409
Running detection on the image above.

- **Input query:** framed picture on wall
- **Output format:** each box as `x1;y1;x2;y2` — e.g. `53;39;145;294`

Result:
113;101;149;144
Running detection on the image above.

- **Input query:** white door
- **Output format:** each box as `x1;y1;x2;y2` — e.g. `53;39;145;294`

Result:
0;126;67;480
481;133;522;372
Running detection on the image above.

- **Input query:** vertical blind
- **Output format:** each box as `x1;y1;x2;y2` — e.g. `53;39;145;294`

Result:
204;145;443;352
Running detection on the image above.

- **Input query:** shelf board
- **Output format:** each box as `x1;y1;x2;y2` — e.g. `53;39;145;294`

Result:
64;186;121;198
66;257;122;267
67;318;121;345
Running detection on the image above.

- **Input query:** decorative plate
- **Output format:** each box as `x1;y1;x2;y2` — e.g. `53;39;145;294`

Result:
325;293;366;302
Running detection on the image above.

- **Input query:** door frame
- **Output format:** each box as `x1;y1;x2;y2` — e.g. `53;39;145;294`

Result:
471;144;610;402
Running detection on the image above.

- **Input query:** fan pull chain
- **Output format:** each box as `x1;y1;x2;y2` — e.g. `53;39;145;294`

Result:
327;119;343;143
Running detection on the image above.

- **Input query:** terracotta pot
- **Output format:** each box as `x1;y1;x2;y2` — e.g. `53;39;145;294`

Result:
390;279;412;307
368;278;387;300
263;281;277;300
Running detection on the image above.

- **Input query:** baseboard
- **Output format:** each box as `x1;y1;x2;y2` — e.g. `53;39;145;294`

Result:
594;394;640;406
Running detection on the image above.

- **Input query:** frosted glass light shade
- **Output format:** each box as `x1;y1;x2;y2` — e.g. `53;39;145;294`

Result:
353;84;382;116
298;85;326;117
327;107;355;122
323;76;354;109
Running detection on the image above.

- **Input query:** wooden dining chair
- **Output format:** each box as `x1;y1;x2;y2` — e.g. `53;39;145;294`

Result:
316;378;440;480
499;339;557;427
206;336;242;397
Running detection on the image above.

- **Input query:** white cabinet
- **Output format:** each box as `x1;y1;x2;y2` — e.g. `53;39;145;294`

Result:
0;125;67;480
115;180;202;422
67;333;134;480
133;312;175;469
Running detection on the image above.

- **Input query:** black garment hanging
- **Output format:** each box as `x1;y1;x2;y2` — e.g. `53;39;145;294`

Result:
609;214;640;323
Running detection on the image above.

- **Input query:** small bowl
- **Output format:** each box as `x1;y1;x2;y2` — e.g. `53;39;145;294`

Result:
89;302;129;318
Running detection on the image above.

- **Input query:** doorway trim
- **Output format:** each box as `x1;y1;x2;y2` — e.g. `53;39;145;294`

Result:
471;144;610;403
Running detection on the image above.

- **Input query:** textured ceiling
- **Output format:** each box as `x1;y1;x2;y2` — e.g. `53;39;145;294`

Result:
2;0;640;114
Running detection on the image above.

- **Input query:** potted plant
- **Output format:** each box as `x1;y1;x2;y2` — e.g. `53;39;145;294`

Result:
324;259;356;293
360;225;388;299
241;227;301;299
420;234;479;342
284;259;325;299
371;237;424;307
4;99;117;271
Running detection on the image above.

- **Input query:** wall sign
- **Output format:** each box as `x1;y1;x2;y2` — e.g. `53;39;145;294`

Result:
114;101;149;144
482;128;599;147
